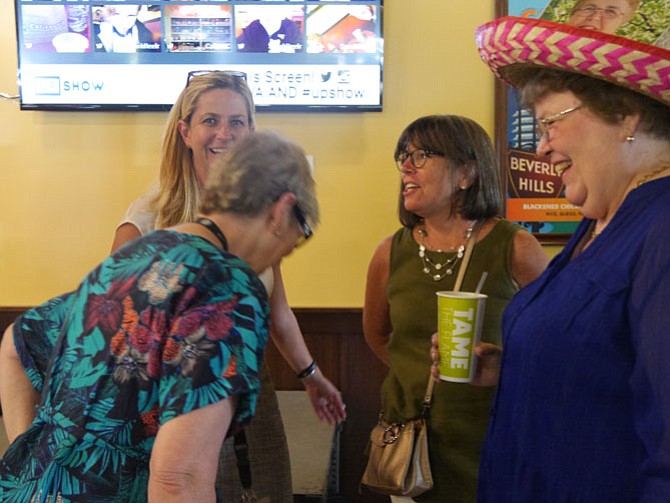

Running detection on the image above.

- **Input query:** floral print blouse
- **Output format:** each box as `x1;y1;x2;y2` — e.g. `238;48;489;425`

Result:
0;230;269;503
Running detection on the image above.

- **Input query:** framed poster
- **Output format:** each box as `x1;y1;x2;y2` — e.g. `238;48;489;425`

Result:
494;0;670;243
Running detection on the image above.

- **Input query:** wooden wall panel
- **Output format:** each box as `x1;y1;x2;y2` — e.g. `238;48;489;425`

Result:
267;309;390;502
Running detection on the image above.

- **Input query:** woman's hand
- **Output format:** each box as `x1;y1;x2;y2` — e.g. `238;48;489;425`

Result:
430;333;502;387
302;369;347;426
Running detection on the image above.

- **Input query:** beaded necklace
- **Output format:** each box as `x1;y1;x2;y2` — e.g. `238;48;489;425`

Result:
418;220;476;281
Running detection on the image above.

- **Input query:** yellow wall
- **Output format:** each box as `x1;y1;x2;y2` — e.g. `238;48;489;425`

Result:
1;1;505;307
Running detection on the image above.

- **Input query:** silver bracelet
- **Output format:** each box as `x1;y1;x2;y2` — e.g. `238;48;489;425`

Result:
296;360;317;379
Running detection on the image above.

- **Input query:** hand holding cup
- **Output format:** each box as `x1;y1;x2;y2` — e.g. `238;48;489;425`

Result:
431;333;502;387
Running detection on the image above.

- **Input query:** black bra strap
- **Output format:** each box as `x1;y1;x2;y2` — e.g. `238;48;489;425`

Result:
195;217;228;251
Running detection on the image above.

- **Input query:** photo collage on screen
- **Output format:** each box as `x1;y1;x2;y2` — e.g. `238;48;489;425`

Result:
17;0;380;56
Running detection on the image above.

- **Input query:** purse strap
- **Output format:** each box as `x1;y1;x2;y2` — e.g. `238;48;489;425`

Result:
453;225;479;293
234;430;259;502
421;224;480;413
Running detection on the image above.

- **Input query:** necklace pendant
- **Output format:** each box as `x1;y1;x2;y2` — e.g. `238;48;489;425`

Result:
434;263;442;270
433;274;441;281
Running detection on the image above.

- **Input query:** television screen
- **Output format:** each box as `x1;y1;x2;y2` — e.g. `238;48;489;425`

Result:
14;0;384;111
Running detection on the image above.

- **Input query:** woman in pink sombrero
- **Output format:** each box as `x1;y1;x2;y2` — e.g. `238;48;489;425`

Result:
432;16;670;502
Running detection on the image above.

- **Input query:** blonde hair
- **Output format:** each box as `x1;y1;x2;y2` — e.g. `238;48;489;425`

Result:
201;131;319;228
153;71;255;229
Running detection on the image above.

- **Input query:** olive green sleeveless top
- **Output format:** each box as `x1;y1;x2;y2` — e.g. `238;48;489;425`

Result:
381;219;521;503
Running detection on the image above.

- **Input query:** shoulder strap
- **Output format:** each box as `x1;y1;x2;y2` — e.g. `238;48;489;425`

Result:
422;224;481;411
453;225;479;293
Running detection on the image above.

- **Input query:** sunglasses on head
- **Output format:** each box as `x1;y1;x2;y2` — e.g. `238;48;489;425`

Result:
185;70;248;87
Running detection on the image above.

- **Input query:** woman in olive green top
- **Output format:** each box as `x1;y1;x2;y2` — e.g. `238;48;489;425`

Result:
363;115;548;503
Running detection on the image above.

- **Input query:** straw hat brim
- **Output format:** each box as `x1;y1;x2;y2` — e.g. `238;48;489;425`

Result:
476;16;670;106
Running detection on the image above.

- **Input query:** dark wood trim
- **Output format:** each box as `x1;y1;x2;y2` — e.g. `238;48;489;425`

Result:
0;306;388;502
494;0;508;209
495;0;508;17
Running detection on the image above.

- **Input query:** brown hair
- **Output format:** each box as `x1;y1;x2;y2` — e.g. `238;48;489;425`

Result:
394;115;502;228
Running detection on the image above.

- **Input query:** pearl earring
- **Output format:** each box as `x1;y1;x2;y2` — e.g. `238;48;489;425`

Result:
626;135;635;142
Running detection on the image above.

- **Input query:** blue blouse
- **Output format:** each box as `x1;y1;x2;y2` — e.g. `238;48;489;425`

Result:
478;177;670;502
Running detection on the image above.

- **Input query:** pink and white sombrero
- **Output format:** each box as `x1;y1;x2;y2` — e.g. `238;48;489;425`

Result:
476;16;670;105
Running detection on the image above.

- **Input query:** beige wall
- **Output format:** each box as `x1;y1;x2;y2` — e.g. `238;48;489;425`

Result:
1;1;504;307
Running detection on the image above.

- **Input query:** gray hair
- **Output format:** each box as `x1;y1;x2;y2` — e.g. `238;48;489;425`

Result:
521;68;670;142
200;131;319;227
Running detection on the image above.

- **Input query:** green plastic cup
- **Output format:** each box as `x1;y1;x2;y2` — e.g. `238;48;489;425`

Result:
436;291;487;383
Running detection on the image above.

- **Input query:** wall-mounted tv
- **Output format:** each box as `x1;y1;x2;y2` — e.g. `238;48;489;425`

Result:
14;0;384;112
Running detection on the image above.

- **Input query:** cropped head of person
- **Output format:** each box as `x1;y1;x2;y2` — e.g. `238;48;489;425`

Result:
567;0;640;33
394;114;502;228
104;5;143;35
157;70;256;229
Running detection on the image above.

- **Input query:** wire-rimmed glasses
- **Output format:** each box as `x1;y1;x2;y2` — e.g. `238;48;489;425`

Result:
571;5;625;20
536;105;583;139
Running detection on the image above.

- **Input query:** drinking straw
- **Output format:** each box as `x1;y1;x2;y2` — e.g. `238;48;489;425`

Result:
475;272;488;294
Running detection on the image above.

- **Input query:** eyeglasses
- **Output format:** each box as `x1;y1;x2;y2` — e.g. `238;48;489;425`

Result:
292;204;313;247
536;105;583;139
395;149;443;171
571;5;624;20
186;70;247;87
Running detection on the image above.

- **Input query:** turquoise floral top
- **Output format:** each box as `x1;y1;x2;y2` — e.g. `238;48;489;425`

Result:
0;230;269;503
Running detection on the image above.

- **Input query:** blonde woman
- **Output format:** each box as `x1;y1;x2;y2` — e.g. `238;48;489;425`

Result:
111;71;346;502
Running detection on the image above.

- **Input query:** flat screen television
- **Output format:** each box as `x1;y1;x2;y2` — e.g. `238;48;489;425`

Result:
14;0;384;111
